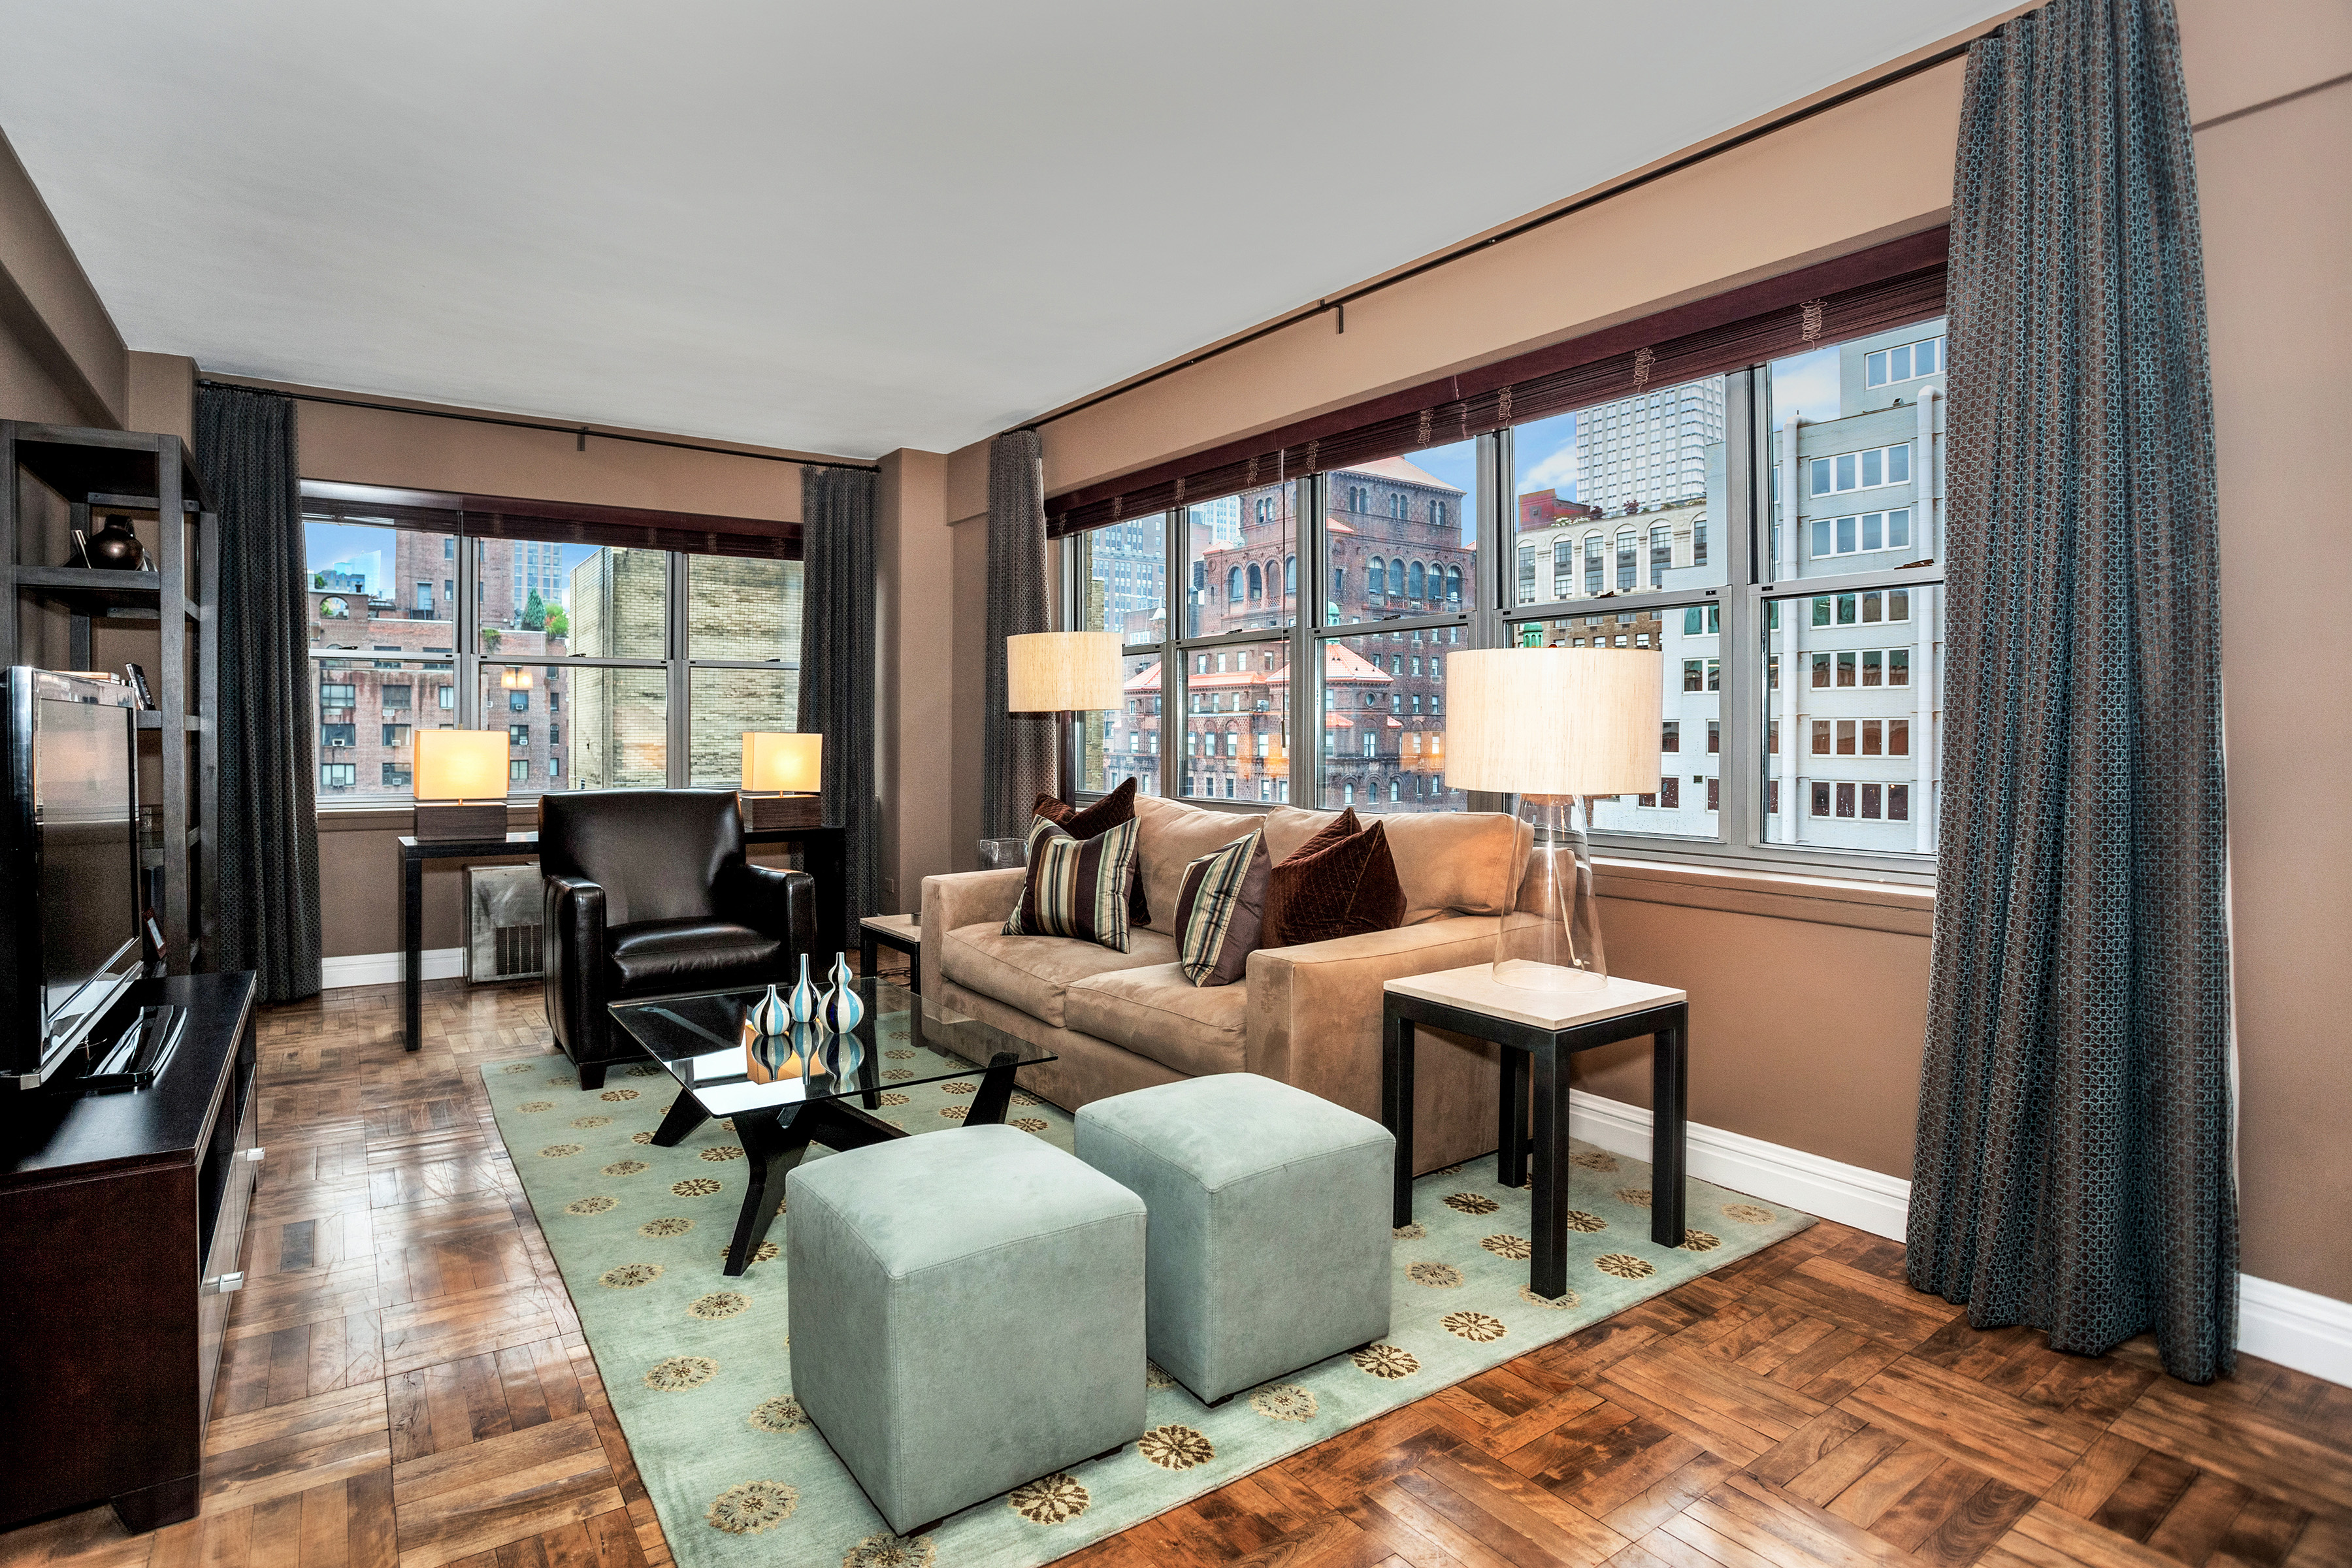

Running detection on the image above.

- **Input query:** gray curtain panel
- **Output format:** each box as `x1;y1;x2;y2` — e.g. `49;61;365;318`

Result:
195;384;323;1004
983;429;1054;838
798;463;877;929
1908;0;2236;1384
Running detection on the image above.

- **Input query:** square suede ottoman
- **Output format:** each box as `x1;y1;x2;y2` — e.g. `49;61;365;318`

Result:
786;1125;1148;1534
1074;1073;1393;1403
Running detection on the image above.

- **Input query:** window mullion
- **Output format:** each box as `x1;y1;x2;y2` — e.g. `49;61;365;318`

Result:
664;551;689;787
1717;368;1759;853
456;529;480;730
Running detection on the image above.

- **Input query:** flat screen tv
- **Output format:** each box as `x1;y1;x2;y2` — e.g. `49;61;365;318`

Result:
2;668;142;1089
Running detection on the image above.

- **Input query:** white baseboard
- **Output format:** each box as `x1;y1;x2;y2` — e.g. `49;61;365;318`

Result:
1567;1090;2349;1387
319;947;465;990
1567;1090;1914;1241
2238;1275;2352;1386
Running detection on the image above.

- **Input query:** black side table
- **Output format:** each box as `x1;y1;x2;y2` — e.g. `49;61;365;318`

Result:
1381;964;1690;1301
857;913;921;996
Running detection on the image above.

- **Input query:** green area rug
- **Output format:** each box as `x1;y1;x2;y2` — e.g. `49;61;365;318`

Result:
482;1012;1811;1568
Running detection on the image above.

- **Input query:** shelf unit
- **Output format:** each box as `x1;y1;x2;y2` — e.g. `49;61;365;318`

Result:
1;422;219;973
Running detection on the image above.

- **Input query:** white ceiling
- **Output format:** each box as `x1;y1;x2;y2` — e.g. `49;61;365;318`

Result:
0;2;2006;460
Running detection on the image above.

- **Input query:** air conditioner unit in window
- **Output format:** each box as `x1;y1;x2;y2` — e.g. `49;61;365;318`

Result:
465;864;544;983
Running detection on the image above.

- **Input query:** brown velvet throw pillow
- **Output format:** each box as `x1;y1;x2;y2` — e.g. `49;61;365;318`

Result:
1032;777;1149;925
1262;809;1407;949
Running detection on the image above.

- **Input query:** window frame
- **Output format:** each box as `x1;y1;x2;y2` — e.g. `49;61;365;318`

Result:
1060;350;1942;883
302;492;805;808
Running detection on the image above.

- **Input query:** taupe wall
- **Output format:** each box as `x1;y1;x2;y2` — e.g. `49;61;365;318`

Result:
0;127;123;427
908;0;2352;1305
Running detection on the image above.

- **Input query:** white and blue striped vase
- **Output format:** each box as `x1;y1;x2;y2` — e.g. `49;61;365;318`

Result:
785;953;821;1026
821;952;863;1034
748;980;791;1036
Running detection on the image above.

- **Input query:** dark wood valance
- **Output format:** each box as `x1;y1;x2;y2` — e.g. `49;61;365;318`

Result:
1048;227;1949;538
299;480;802;561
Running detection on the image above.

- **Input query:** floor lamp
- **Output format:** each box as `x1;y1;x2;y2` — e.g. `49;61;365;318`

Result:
1443;647;1662;992
1006;630;1125;806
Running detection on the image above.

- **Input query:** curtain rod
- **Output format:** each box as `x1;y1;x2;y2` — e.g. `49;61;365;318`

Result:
193;379;880;472
1024;35;1978;434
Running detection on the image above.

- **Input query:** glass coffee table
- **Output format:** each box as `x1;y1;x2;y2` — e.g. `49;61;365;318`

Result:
608;977;1055;1275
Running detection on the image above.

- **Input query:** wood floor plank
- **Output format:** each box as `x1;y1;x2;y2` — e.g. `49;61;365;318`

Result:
1995;1501;2187;1568
1839;1360;2101;1496
2108;1383;2352;1518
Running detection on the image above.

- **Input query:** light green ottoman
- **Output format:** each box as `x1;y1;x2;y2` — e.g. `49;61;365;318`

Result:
786;1124;1147;1536
1074;1072;1392;1404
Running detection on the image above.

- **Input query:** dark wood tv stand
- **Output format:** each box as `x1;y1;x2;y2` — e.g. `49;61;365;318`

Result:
0;971;259;1533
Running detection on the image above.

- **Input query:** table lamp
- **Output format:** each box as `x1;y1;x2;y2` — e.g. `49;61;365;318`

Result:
412;728;512;841
1006;630;1125;804
740;731;825;830
1443;647;1661;992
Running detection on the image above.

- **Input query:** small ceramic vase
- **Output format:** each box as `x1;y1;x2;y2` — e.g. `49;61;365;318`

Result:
747;981;791;1036
821;952;863;1034
789;1022;828;1082
785;953;820;1025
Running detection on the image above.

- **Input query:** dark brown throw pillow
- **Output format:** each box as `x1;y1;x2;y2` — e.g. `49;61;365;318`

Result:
1262;811;1406;949
1031;777;1149;924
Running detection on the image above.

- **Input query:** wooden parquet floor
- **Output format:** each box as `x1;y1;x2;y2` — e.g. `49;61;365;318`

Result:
3;972;2346;1568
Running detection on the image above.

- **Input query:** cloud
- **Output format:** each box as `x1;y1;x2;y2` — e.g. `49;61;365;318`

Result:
1518;442;1580;496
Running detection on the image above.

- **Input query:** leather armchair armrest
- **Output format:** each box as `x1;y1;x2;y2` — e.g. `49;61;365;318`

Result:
1245;913;1541;1173
918;868;1028;998
544;874;610;1062
718;860;817;965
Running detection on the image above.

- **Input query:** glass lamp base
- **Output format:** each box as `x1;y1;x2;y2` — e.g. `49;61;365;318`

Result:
1495;793;1610;992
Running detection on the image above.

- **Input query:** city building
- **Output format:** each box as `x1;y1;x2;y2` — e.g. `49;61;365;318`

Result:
1572;376;1725;513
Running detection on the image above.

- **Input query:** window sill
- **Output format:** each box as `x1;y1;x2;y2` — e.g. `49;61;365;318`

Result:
315;802;538;835
1592;855;1932;936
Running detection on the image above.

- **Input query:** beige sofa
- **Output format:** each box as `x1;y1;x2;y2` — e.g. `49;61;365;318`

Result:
919;796;1539;1175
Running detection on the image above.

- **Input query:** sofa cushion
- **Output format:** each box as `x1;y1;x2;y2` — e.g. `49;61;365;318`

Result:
1004;814;1139;951
1131;794;1260;933
1264;804;1527;917
1173;828;1271;987
1262;815;1406;949
1064;964;1249;1078
941;921;1176;1029
604;917;781;997
1034;777;1149;926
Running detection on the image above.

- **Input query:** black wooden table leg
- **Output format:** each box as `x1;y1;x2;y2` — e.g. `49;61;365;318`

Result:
648;1090;712;1147
1498;1048;1528;1190
402;853;423;1053
964;1050;1022;1126
723;1107;815;1276
1651;1006;1690;1248
1529;1044;1570;1299
858;929;877;985
1382;1006;1415;1227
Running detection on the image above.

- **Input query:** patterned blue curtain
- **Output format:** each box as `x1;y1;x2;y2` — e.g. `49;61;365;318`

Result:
799;465;876;924
1908;0;2236;1383
196;384;323;1004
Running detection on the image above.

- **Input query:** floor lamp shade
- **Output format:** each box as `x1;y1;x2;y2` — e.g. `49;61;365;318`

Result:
1443;649;1663;993
413;729;511;840
1005;631;1126;712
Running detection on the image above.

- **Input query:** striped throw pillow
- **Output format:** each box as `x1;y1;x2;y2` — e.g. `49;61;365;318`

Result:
1173;828;1271;987
1002;813;1139;951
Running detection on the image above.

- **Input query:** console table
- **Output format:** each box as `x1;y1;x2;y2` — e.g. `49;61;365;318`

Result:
1382;964;1688;1301
0;971;259;1532
397;824;846;1053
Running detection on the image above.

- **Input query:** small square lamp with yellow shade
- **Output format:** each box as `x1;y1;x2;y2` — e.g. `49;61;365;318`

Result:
412;728;512;841
740;732;825;830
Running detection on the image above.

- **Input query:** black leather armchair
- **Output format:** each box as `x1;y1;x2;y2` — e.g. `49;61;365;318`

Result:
541;789;815;1089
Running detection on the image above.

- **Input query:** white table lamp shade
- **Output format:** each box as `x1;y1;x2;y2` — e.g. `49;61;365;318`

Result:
742;731;823;792
1006;630;1125;711
414;729;511;802
1443;647;1661;798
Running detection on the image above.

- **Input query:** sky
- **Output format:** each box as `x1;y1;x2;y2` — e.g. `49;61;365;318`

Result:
303;519;608;602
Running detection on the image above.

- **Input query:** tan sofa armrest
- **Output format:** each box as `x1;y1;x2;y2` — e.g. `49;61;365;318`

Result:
1245;913;1546;1172
918;868;1027;998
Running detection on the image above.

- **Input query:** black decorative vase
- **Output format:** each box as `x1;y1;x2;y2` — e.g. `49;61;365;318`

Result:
84;515;148;570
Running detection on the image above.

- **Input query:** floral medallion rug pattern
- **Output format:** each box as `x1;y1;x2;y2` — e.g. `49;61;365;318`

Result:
482;1013;1811;1568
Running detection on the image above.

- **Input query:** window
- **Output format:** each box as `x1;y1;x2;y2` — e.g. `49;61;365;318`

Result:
382;723;410;747
1650;525;1671;587
1810;509;1913;559
1658;776;1680;809
318;683;355;708
1584;534;1603;595
438;685;455;710
320;723;355;747
382;763;411;788
1808;443;1912;497
510;759;531;782
510;724;531;749
1865;335;1943;387
508;689;529;711
320;764;356;789
1662;720;1680;753
1615;529;1637;591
